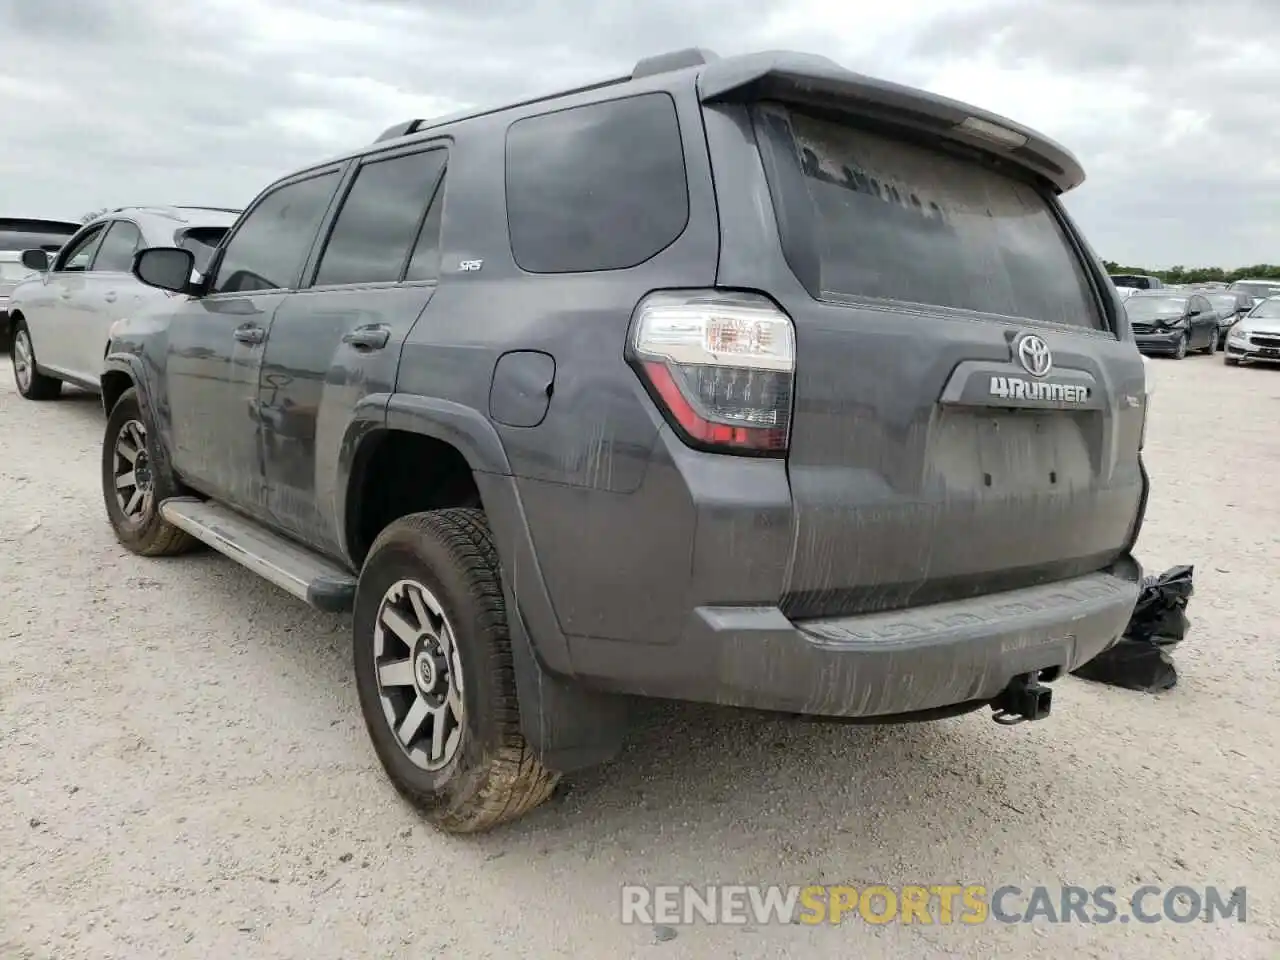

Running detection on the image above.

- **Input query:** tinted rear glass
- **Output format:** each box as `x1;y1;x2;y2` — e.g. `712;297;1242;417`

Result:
783;109;1102;328
505;93;689;274
0;219;79;252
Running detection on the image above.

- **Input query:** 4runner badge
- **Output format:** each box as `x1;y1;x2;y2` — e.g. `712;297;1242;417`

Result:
988;376;1090;403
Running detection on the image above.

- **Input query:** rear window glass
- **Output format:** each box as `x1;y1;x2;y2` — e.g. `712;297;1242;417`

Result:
783;109;1103;329
0;219;79;252
505;93;689;274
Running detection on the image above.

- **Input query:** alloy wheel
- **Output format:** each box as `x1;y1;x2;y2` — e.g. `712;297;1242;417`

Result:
373;578;465;771
13;330;33;393
112;419;155;523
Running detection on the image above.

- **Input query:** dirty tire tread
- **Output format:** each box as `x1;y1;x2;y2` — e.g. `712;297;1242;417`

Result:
366;508;559;833
102;388;197;558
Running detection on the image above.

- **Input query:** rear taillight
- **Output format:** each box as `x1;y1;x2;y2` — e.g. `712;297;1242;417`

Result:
628;290;795;455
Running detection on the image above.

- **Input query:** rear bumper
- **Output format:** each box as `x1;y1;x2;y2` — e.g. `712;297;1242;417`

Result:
572;557;1141;718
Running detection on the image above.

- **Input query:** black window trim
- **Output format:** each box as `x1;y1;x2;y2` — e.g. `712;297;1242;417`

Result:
87;217;145;273
748;100;1117;338
51;222;109;273
204;163;347;298
304;139;450;292
503;90;692;276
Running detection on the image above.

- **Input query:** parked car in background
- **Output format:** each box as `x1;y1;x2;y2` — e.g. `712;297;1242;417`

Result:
1125;290;1218;358
1114;285;1140;301
7;205;238;400
1226;278;1280;307
1109;273;1163;290
0;217;79;351
97;47;1149;833
1224;296;1280;366
1202;291;1252;349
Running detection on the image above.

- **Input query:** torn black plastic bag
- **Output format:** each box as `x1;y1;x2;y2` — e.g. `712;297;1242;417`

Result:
1071;565;1194;692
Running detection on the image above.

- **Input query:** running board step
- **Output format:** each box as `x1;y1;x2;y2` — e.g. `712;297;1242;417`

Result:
159;497;356;613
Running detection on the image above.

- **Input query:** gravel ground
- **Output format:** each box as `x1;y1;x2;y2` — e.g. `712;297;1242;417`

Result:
2;354;1278;959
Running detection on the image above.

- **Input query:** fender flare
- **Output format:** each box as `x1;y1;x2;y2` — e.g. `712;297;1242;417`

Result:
367;393;627;771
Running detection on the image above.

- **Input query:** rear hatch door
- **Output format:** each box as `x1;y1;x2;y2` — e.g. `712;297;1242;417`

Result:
703;78;1146;619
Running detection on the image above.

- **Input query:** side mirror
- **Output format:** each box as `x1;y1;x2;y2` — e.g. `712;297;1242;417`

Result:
21;249;50;272
1187;307;1201;317
133;246;196;294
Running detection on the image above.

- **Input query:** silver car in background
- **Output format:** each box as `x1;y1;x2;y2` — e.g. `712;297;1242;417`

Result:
7;206;238;400
1224;295;1280;366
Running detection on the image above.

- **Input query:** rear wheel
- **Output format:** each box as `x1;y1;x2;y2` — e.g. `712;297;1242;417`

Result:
353;509;560;834
102;388;196;556
11;323;61;400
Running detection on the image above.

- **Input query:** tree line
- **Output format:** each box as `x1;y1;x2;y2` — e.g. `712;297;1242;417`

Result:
1103;261;1280;284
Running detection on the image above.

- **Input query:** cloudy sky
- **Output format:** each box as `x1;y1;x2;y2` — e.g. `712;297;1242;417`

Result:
1;0;1275;268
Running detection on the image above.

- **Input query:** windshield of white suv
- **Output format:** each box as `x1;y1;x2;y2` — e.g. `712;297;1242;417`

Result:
1247;299;1280;320
1229;281;1280;299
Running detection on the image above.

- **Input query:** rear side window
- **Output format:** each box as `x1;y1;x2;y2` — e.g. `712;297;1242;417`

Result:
315;148;447;286
212;171;339;294
505;93;689;274
778;109;1103;329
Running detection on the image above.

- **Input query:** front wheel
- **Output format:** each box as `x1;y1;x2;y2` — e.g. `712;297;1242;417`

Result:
1173;334;1189;360
1224;355;1240;366
353;509;560;834
11;323;62;400
102;388;196;556
1202;330;1216;355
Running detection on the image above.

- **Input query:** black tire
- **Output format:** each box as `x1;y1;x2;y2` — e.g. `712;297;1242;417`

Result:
11;321;62;400
353;508;560;834
1224;355;1240;367
1202;331;1216;355
1173;334;1188;360
102;388;196;556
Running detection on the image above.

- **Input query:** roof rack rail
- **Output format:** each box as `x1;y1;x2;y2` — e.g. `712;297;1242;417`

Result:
108;204;241;218
373;46;719;144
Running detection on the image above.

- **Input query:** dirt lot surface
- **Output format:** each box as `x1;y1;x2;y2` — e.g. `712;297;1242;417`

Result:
2;354;1278;959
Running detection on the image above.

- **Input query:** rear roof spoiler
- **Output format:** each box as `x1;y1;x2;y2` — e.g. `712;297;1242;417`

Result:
696;51;1085;193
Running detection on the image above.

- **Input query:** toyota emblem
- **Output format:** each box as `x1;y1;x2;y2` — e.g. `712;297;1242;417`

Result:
1014;334;1053;378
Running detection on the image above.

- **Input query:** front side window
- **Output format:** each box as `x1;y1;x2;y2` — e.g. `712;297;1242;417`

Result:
314;149;447;287
56;225;107;272
505;93;690;274
92;221;143;272
212;172;339;294
773;107;1104;329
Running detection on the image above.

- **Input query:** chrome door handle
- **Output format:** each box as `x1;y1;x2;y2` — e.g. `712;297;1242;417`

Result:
234;325;265;345
342;325;390;350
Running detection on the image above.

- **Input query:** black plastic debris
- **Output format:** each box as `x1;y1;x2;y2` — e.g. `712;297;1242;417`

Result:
1071;565;1194;692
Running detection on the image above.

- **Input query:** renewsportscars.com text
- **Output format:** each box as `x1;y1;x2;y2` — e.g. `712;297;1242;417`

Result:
620;884;1247;926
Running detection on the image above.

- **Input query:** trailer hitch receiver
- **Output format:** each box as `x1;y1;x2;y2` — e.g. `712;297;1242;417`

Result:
991;672;1053;726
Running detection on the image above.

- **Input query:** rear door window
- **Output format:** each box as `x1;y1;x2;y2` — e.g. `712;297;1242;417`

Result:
505;93;689;274
313;148;446;287
773;107;1104;329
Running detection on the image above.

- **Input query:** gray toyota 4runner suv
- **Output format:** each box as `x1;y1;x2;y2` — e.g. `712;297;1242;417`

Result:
101;48;1150;833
